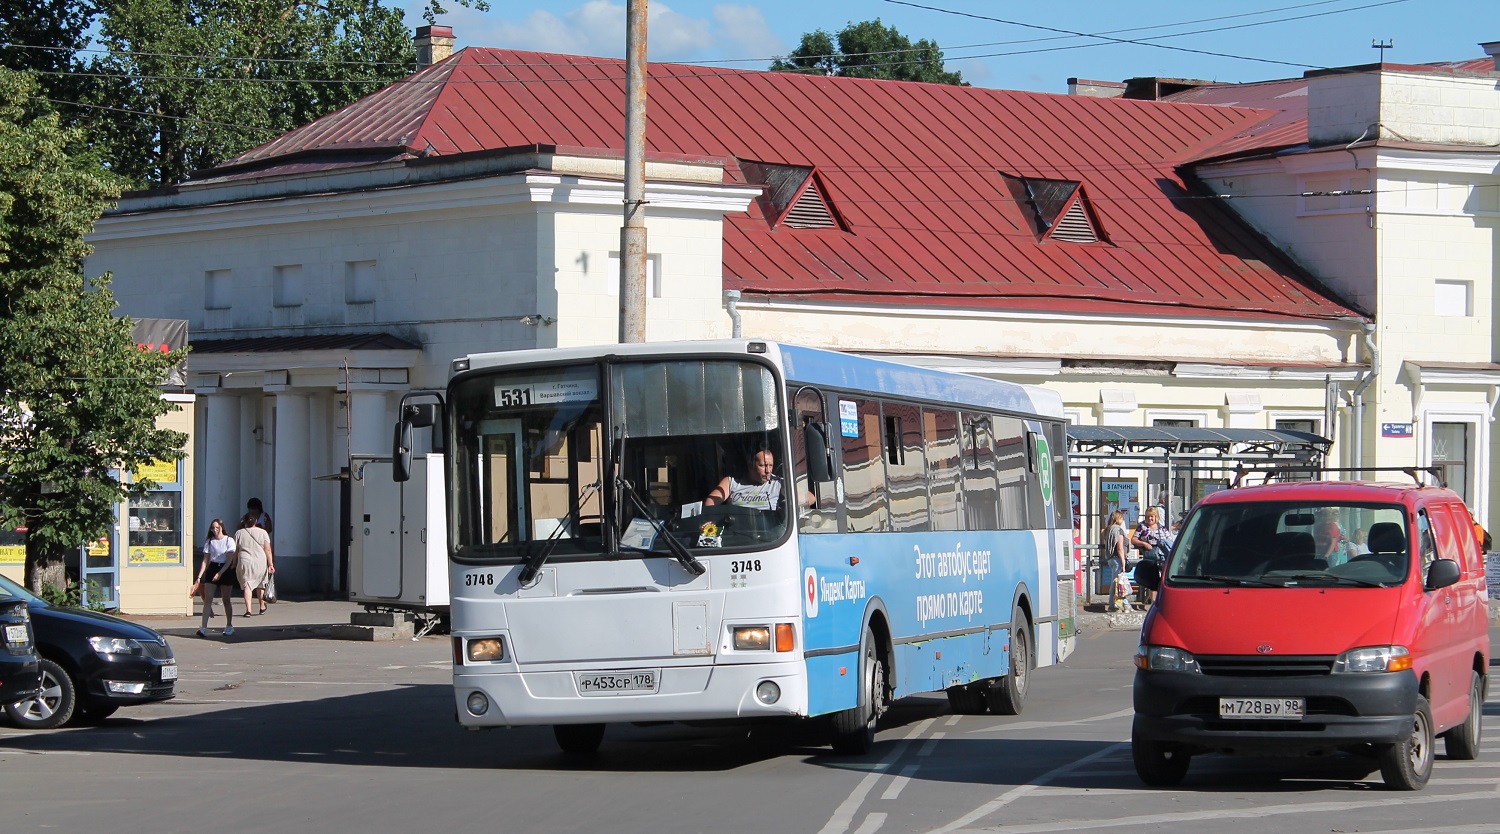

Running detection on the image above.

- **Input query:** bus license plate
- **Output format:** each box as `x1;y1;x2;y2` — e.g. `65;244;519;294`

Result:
4;624;26;644
1219;697;1304;719
577;670;659;696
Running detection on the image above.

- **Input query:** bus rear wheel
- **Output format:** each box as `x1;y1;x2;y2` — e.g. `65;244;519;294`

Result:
830;635;885;754
554;722;605;754
986;609;1030;716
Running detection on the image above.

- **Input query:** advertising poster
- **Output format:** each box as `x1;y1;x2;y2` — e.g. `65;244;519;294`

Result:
137;459;179;485
1100;478;1139;527
129;546;182;566
1194;479;1230;504
1069;477;1082;537
0;544;22;565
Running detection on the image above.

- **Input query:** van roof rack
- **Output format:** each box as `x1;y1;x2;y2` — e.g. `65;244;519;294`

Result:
1231;465;1445;489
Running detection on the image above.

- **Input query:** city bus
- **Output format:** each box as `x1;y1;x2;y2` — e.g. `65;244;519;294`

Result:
395;340;1076;754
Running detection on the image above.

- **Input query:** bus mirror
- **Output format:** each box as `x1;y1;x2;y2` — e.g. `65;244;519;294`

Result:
405;402;439;428
393;420;413;482
804;420;832;484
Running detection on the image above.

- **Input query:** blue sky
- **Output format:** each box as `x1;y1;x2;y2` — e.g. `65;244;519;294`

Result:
401;0;1493;93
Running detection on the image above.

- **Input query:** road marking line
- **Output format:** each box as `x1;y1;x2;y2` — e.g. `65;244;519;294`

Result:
944;716;961;726
852;813;886;834
818;718;934;834
939;784;1500;833
881;764;921;800
967;708;1133;734
923;742;1128;834
918;732;946;757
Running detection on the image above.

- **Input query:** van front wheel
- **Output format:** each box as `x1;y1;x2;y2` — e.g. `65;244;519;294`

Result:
1132;730;1191;786
1378;695;1433;790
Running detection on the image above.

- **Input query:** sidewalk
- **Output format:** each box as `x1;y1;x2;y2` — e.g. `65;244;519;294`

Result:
127;598;367;634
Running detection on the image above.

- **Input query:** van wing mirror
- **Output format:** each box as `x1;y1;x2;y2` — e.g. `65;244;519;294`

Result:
803;419;832;484
1424;558;1460;591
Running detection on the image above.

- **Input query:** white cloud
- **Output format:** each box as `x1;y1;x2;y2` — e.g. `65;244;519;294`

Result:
712;5;786;61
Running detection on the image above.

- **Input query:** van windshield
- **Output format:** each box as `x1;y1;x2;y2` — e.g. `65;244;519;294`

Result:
1168;501;1408;587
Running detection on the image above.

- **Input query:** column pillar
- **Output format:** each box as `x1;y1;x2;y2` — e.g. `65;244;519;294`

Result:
271;391;311;595
196;391;242;532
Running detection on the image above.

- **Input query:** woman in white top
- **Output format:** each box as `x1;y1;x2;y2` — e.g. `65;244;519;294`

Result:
192;519;237;638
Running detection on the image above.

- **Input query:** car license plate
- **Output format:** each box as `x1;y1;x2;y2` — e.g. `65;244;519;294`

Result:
160;663;178;682
4;624;26;644
576;670;659;696
1219;697;1304;719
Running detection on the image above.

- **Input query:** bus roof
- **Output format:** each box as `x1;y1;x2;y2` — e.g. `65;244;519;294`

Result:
460;340;1064;420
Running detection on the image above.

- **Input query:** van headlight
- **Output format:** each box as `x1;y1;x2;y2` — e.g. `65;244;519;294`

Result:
1134;645;1201;673
1333;645;1412;673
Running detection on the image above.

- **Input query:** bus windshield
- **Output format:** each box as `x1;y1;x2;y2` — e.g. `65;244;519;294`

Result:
450;357;789;562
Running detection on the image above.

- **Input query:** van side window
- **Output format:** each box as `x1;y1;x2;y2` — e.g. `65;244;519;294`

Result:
1415;510;1437;572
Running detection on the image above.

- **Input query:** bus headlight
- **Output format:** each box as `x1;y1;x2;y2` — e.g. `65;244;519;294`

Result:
467;637;506;663
733;626;771;650
1333;645;1412;673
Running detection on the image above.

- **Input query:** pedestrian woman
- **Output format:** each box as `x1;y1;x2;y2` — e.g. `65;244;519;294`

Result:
233;513;275;619
192;518;237;638
1102;510;1129;607
1131;506;1167;604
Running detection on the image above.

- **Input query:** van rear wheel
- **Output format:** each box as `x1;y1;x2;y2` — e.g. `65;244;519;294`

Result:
1378;695;1433;790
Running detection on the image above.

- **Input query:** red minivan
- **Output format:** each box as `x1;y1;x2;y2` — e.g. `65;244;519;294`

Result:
1132;478;1489;790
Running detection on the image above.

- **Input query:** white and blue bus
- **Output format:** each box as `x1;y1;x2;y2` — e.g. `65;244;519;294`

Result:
396;340;1075;753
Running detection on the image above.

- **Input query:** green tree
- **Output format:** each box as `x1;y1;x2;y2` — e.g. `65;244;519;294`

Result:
80;0;420;187
0;69;187;595
770;18;966;85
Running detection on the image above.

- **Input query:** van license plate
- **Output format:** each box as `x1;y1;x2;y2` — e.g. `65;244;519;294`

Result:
577;670;659;696
1219;697;1304;719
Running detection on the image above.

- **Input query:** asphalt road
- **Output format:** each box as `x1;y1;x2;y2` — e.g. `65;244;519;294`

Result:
2;602;1498;834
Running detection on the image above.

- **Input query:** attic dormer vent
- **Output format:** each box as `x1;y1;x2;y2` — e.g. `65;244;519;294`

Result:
783;179;837;229
1050;200;1098;243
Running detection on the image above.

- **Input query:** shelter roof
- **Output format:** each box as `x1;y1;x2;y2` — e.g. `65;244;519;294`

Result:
199;48;1364;323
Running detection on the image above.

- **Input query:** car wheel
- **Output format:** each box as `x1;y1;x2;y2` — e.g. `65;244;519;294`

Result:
986;608;1030;716
1441;672;1483;761
5;658;78;729
830;632;886;754
553;723;605;754
1378;694;1434;790
1132;721;1192;787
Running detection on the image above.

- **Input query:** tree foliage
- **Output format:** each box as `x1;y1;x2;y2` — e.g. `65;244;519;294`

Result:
770;19;966;86
0;69;187;592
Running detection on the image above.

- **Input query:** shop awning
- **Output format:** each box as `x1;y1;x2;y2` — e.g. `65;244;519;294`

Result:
1067;426;1329;459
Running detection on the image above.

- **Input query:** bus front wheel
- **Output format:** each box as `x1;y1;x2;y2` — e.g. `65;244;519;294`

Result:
554;723;605;754
986;609;1030;716
830;634;886;754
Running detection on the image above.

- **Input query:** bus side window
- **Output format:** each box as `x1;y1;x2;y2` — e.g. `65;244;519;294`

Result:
992;415;1028;531
925;408;962;532
883;401;929;533
791;387;838;534
842;397;889;533
961;412;998;531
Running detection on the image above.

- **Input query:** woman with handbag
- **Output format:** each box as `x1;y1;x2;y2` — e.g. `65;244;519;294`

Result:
233;513;274;619
191;519;238;637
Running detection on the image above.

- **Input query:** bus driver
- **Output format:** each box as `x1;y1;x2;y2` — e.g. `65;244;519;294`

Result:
704;448;783;511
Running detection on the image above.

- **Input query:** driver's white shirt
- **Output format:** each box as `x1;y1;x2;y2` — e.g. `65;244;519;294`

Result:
725;476;782;511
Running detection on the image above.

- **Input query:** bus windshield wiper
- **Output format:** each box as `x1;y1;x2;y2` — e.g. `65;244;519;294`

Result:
617;480;705;576
518;480;599;586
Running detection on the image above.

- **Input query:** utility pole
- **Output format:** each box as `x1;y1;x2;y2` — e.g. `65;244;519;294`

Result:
619;0;648;343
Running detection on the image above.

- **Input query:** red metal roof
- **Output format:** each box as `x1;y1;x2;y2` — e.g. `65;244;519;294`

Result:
207;49;1364;323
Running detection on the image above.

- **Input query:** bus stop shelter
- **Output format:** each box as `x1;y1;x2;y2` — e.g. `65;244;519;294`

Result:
1066;426;1331;601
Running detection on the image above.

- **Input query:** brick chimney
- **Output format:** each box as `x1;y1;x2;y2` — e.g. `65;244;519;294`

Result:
415;25;455;69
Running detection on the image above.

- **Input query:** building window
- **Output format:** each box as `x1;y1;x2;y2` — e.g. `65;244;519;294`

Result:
205;269;232;310
345;260;377;304
1151;418;1198;428
273;265;303;307
1431;422;1470;502
1434;280;1471;317
606;253;661;298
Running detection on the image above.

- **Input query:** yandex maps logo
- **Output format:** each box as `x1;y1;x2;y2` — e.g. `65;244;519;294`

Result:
804;567;818;619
